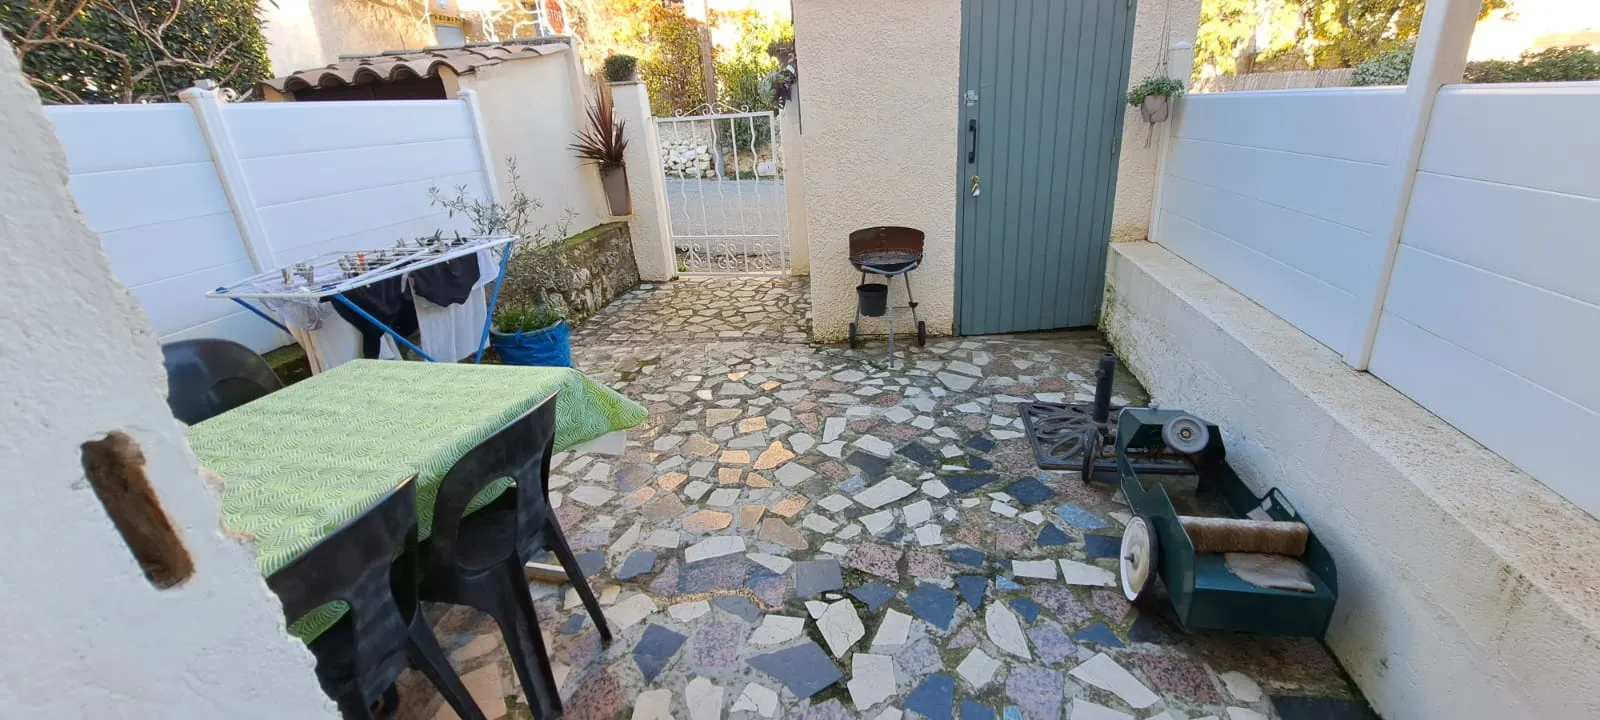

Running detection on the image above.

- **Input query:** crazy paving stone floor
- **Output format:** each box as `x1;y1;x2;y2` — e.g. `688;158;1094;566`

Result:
398;276;1374;720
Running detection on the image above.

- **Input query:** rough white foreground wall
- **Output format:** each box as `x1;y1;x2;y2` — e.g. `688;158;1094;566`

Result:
1152;87;1403;357
1109;0;1201;243
793;0;961;341
1371;81;1600;519
459;50;609;236
1104;241;1600;720
0;41;336;719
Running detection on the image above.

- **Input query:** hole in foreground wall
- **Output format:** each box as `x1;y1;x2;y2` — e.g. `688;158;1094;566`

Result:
80;432;195;589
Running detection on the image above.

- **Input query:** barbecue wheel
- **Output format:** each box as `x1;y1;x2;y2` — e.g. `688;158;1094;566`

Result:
1120;515;1160;603
916;321;927;347
1079;428;1101;483
848;322;859;349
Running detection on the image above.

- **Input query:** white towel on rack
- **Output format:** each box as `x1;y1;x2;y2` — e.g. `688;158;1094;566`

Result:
412;249;498;362
292;313;398;373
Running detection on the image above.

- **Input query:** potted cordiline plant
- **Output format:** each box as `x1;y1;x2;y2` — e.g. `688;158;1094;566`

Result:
1127;75;1185;123
491;305;571;367
571;89;631;216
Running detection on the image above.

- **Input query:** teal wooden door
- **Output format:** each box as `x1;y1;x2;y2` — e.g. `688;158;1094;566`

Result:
955;0;1136;335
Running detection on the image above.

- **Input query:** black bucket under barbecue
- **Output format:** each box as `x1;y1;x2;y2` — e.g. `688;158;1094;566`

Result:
857;283;888;317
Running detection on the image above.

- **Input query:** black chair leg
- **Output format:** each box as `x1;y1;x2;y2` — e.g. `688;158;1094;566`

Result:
544;519;611;644
491;560;563;720
406;618;488;720
334;690;377;720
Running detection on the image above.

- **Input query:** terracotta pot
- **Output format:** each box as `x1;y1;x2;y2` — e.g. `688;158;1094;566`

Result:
601;165;631;216
1140;95;1171;123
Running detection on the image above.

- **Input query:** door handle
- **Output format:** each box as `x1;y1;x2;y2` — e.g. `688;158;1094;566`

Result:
967;119;978;164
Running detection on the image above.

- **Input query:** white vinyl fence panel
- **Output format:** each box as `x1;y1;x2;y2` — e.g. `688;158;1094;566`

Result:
46;96;492;354
47;104;285;351
1153;88;1403;357
1369;82;1600;517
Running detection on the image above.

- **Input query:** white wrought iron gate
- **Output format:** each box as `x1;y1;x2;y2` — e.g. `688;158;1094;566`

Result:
654;108;788;273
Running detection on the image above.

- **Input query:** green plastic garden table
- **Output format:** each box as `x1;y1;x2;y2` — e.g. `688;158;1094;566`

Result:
187;360;646;640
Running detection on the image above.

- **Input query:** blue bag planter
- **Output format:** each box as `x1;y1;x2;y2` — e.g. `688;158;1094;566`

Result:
490;320;572;367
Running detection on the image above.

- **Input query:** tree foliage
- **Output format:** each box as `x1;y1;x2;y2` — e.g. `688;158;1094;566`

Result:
710;9;790;112
565;0;708;115
1351;43;1600;86
0;0;271;104
1195;0;1510;77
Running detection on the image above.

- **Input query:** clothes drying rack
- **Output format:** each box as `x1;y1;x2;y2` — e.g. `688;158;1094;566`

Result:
207;234;518;364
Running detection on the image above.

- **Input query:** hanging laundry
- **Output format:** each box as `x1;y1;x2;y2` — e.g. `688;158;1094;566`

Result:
413;250;500;362
323;276;418;359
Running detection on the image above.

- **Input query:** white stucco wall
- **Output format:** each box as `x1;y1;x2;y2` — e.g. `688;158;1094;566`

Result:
262;0;436;74
1103;242;1600;720
792;0;961;341
458;49;610;237
1112;0;1202;242
611;81;678;282
0;41;336;719
259;0;326;75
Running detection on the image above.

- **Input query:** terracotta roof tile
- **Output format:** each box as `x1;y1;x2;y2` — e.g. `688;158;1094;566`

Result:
260;41;566;93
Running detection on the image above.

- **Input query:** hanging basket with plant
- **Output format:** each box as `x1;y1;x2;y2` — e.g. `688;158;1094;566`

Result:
571;90;631;216
1127;75;1185;123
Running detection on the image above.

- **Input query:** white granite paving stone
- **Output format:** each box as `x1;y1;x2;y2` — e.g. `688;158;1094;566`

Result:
819;599;866;658
567;485;615;507
806;600;830;618
915;524;944;546
819;494;855;512
871;608;913;651
632;689;674;720
938;372;977;391
774;462;817;487
1060;559;1118;587
912;415;937;430
685;536;746;563
817;441;846;458
1013;560;1058;579
749;614;807;646
668;600;710;622
836;524;863;540
873;710;904;720
823;417;847;442
848;653;897;710
1069;652;1160;709
645;529;682;548
653;435;684;452
990;501;1019;518
921;479;951;498
985;603;1032;659
861;510;896;535
820;541;852;555
902;499;933;526
854;479;917;509
1019;510;1045;525
934;427;962;439
1226;709;1267;720
956;402;984;413
686;676;724;720
852;434;896;457
683;480;712;501
732;683;780;718
956;648;1002;689
747;553;794;574
1220;671;1264;702
992;429;1023;440
947;360;983;376
885;407;914;423
802;514;840;533
790;433;816;455
1070;700;1135;720
707;488;740;507
607;594;657;630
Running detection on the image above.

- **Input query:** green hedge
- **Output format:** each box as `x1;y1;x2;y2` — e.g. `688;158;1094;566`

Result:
1352;44;1600;87
0;0;270;104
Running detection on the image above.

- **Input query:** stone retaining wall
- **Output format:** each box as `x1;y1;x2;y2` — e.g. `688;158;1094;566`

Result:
500;221;640;327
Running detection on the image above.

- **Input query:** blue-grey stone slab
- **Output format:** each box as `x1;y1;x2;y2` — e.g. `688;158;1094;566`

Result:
994;576;1023;591
883;528;907;543
712;595;763;623
561;612;587;635
961;700;996;720
964;436;996;453
1002;707;1024;720
632;624;686;683
944;474;1000;494
1270;695;1380;720
838;476;868;493
850;582;897;611
1003;477;1055;507
947;548;987;568
1071;622;1125;648
968;456;994;471
897;442;939;468
575;550;605;576
1008;597;1041;623
907;583;960;631
1035;524;1074;547
1054;503;1110;530
747;641;842;699
1083;534;1120;559
616;550;657;580
1127;614;1179;645
795;558;844;597
846;451;890;479
906;673;956;720
955;575;987;609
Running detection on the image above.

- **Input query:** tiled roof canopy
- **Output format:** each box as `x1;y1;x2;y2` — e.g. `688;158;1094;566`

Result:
260;40;567;93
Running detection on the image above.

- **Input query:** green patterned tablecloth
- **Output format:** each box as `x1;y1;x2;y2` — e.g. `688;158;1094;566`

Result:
188;360;646;640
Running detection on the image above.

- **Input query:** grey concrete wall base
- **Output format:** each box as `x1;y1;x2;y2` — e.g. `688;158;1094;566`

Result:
1103;242;1600;720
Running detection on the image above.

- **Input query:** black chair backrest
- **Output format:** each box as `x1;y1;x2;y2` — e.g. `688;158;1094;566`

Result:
849;226;925;258
161;338;283;424
267;477;420;703
429;395;558;570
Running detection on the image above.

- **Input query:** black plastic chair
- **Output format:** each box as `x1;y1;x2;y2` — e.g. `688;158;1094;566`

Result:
161;338;283;424
267;477;485;720
419;396;609;720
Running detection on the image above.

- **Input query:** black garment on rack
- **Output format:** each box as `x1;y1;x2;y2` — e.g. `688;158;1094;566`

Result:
409;255;481;307
323;276;419;359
